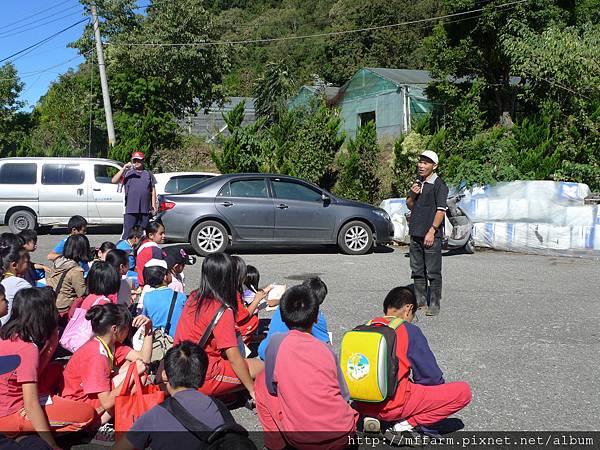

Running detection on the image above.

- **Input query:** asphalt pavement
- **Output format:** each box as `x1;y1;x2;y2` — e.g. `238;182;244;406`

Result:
10;225;600;432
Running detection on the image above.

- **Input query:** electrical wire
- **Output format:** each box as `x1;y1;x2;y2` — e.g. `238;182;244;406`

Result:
0;0;74;32
0;8;83;39
108;0;530;47
0;18;89;64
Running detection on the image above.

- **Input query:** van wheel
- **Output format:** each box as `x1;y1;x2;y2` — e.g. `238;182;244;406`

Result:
337;221;373;255
8;210;36;233
190;221;229;256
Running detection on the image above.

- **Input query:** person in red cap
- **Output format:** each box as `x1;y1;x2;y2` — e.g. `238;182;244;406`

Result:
112;151;157;240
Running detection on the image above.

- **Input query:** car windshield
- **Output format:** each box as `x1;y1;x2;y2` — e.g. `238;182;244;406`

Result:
178;177;215;194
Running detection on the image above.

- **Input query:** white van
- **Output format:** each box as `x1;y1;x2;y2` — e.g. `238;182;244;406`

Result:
0;157;124;233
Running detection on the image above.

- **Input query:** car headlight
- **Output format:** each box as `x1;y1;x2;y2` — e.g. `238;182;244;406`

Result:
373;209;391;221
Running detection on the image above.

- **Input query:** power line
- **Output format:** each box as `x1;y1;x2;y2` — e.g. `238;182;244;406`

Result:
0;0;73;32
0;19;88;64
0;8;83;39
108;0;530;47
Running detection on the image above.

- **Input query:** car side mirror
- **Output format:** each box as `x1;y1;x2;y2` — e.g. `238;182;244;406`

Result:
322;193;331;205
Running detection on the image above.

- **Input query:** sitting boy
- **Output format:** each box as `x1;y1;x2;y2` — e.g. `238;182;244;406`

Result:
18;229;49;287
115;342;235;450
116;225;144;272
258;277;330;360
255;285;358;450
354;286;471;441
141;262;186;338
46;215;88;261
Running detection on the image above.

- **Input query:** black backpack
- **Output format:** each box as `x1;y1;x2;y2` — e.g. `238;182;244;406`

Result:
159;396;257;450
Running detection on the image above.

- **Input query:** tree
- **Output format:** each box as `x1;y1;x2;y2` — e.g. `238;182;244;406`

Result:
424;0;574;124
335;121;380;203
323;0;442;85
73;0;229;164
285;101;345;188
0;63;31;158
26;66;106;157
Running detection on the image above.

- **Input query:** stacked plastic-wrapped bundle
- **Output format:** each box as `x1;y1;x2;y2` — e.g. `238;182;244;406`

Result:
381;180;599;258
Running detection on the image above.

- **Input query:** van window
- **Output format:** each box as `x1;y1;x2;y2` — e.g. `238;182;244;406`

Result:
42;164;85;185
0;163;37;184
94;164;119;184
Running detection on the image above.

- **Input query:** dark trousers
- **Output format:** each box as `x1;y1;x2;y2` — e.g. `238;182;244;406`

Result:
122;213;150;239
409;236;442;290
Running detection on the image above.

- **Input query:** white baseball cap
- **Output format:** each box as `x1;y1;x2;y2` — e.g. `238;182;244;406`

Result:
419;150;439;165
144;258;167;269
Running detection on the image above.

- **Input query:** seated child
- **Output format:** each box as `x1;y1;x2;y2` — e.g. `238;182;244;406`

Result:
116;225;144;272
173;253;264;399
18;229;49;287
46;235;89;314
80;261;121;310
162;247;194;294
258;277;330;360
141;262;186;338
0;288;96;449
61;304;153;428
46;215;88;270
135;222;165;287
90;241;117;269
353;286;471;440
231;256;269;346
0;285;6;320
1;245;31;325
106;249;134;305
255;285;358;450
115;342;234;450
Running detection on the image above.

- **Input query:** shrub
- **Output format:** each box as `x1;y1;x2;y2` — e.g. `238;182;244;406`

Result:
334;121;380;203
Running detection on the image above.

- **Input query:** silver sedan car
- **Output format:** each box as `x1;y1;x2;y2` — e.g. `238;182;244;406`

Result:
156;173;394;256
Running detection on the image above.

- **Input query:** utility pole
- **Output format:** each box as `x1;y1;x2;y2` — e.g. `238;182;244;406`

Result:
91;4;116;147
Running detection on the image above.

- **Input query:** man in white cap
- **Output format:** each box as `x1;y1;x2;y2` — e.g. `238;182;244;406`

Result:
406;150;448;316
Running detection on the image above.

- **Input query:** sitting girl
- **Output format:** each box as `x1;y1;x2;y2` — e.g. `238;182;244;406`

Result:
46;235;90;315
0;288;95;448
80;261;121;310
61;303;153;428
174;254;263;399
106;249;135;306
0;245;31;325
135;222;165;287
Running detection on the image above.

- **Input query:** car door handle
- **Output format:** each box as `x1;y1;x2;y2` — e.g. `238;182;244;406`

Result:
93;188;101;191
77;189;84;196
276;203;289;209
221;201;234;207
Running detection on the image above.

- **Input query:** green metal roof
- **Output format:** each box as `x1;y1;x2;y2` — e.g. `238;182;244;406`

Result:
365;68;433;86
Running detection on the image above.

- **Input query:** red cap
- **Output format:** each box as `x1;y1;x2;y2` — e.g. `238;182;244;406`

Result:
131;151;144;160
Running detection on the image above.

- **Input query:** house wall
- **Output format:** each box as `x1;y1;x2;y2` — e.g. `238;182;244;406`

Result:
338;69;407;141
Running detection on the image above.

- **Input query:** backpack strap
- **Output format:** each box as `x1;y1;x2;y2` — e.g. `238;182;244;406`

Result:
163;290;179;335
264;332;289;396
54;266;74;294
159;396;211;441
367;316;404;329
198;305;226;348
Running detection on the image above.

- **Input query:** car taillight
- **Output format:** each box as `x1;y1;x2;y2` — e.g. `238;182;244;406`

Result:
159;201;176;211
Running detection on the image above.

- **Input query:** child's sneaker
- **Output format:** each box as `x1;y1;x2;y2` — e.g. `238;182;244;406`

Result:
90;423;115;446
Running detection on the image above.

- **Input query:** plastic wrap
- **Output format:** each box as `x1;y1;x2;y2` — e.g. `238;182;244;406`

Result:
381;180;599;258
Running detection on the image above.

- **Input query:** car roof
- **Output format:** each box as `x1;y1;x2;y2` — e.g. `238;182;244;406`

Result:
0;157;122;165
154;172;219;178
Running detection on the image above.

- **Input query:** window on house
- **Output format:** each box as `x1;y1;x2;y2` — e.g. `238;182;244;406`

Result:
359;111;376;127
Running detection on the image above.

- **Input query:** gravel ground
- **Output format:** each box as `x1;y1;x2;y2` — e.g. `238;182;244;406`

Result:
11;224;600;439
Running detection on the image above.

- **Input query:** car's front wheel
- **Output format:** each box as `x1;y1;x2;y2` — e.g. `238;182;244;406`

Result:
190;220;229;257
337;220;373;255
